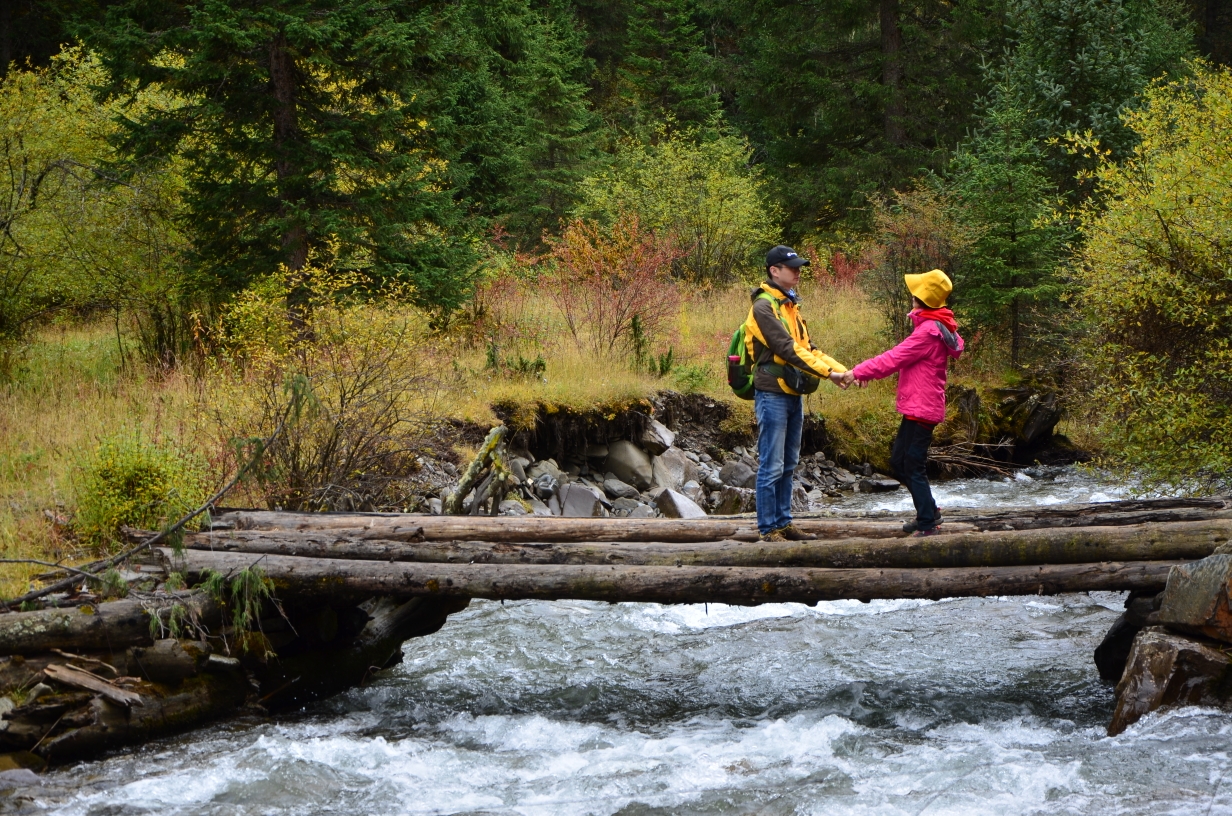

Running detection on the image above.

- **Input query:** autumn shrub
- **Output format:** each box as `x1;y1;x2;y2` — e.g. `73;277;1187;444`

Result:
576;129;780;283
215;264;441;511
72;431;211;551
544;215;683;359
1075;62;1232;490
861;186;977;342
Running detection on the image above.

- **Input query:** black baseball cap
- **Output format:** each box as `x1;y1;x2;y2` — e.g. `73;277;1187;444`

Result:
765;245;810;268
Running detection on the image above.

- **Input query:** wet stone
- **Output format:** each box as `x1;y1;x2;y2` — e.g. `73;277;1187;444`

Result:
720;460;756;489
1109;626;1232;736
1157;554;1232;643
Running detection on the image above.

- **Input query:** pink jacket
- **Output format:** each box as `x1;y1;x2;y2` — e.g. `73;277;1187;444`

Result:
851;312;964;425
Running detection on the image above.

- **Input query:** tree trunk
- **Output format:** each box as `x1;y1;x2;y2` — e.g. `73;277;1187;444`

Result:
268;31;310;328
164;548;1179;606
183;520;1231;570
880;0;906;147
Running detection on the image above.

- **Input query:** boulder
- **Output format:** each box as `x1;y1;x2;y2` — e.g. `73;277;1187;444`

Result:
628;504;657;519
1109;626;1232;735
526;497;552;516
559;483;605;518
638;419;676;456
602;477;640;501
1157;554;1232;642
681;480;705;505
652;448;700;492
532;473;559;501
720;460;757;489
1094;592;1159;684
654;489;708;519
527;459;564;481
584;443;609;459
713;486;756;515
498;499;528;516
428;498;443;515
611;497;642;514
859;475;901;493
603;441;655;491
791;484;810;512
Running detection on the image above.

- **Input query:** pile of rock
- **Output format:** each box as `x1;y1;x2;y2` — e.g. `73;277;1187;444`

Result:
433;419;899;518
1101;548;1232;735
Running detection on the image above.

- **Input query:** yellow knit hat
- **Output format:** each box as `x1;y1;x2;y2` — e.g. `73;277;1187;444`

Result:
904;269;952;308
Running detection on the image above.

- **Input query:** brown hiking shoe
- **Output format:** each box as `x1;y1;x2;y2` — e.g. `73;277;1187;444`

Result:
760;528;788;542
778;524;818;541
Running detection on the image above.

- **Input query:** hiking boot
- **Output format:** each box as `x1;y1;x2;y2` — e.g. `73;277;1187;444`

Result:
912;526;943;537
760;529;788;542
902;509;942;534
778;524;818;541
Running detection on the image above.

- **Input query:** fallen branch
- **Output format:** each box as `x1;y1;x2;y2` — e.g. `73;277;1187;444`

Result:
44;663;143;708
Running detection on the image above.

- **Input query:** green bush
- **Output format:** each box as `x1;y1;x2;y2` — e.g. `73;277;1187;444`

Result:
72;433;211;550
1075;62;1232;491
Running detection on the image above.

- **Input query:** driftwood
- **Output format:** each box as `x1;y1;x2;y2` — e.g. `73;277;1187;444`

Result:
183;519;1231;570
163;548;1178;605
42;664;143;709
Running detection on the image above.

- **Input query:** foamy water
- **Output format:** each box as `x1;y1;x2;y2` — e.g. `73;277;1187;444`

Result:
21;469;1232;815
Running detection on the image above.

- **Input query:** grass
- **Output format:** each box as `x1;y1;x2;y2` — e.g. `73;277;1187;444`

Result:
0;274;943;597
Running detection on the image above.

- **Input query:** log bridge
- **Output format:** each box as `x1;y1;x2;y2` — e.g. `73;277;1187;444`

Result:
0;496;1228;765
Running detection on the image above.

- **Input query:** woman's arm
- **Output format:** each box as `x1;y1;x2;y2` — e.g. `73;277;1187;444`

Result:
851;327;933;382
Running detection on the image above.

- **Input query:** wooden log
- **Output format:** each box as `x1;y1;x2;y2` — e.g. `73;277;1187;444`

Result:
163;548;1179;605
208;499;1232;542
209;511;943;542
184;520;1232;570
0;595;219;656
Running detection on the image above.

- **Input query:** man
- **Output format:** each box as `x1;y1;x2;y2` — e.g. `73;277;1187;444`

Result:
743;245;849;542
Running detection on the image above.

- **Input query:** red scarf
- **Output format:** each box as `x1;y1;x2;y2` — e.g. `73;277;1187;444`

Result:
914;307;957;332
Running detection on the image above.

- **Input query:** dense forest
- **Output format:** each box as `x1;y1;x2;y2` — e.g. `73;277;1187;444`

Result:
1;0;1231;574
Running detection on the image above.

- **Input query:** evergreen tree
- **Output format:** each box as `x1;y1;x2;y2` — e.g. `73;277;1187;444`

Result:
702;0;1008;237
83;0;476;315
949;104;1069;367
995;0;1194;194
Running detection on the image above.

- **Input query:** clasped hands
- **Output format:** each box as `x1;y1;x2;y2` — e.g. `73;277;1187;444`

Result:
827;371;866;390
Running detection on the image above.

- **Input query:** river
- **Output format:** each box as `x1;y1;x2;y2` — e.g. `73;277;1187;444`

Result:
16;468;1232;815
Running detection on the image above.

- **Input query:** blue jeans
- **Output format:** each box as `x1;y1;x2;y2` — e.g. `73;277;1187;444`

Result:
754;390;803;534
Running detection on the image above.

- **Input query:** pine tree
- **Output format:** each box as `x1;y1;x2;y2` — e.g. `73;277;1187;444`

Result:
84;0;475;315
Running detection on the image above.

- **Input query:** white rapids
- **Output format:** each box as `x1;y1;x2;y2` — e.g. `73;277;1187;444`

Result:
21;468;1232;816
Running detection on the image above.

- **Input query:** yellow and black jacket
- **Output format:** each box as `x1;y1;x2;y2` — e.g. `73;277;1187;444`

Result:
744;281;847;395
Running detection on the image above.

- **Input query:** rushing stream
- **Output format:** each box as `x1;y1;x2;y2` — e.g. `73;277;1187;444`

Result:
16;468;1232;815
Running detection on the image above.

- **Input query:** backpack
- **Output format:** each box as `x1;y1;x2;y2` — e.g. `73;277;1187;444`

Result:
728;291;821;399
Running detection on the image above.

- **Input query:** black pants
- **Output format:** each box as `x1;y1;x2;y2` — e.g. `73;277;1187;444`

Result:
890;416;938;530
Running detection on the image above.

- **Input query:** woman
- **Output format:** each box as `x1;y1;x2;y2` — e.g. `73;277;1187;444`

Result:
845;270;964;536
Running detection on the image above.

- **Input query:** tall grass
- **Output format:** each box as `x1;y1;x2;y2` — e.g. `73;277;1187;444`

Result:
0;273;894;595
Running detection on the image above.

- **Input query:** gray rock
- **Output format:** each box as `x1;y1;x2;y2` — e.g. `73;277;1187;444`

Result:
498;499;528;516
527;496;552;516
703;472;725;492
859;476;901;493
628;504;658;519
585;443;609;458
1109;626;1232;736
428;497;443;515
559;483;605;517
508;458;527;483
699;453;712;463
713;486;756;515
612;497;642;513
532;473;559;500
681;480;705;504
652;448;700;491
1158;554;1232;642
720;460;757;489
527;459;563;481
806;488;826;506
603;477;640;500
604;440;655;490
547;494;561;515
0;769;41;787
683;450;700;463
639;419;676;456
655;488;708;519
791;484;810;512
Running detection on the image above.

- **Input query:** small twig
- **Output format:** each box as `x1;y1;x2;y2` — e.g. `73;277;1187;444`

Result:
31;710;67;753
0;559;109;584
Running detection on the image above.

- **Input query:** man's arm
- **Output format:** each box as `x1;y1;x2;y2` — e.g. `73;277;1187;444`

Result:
752;299;847;377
